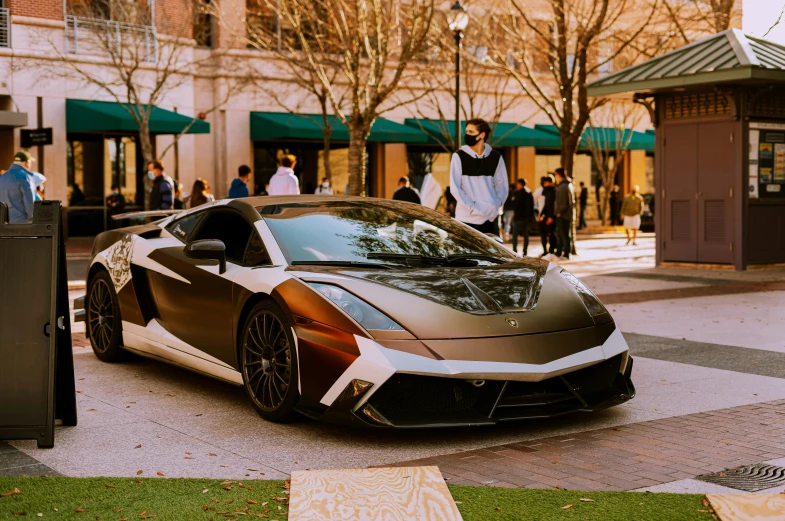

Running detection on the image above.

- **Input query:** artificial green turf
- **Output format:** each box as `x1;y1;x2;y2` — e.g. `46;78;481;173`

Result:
0;477;291;519
450;486;714;521
0;478;714;520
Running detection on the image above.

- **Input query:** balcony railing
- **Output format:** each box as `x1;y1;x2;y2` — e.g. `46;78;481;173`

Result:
0;7;10;48
64;15;158;63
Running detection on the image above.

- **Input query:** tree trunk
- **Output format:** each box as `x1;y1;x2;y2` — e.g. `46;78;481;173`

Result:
347;125;371;196
322;127;333;182
138;124;155;210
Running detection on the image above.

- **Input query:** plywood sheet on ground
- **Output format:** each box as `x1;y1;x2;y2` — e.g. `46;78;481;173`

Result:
288;466;463;521
708;494;785;521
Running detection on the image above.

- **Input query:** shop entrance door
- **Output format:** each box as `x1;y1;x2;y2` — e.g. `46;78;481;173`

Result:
662;121;735;264
67;135;142;236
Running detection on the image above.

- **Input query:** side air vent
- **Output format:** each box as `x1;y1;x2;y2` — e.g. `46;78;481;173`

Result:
704;200;725;242
671;201;691;241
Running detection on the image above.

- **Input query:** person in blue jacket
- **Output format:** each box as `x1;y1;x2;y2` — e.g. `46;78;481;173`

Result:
229;165;252;198
0;151;37;224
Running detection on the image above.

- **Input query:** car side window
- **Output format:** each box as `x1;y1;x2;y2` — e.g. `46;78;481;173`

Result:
189;209;253;265
166;212;205;243
244;233;272;266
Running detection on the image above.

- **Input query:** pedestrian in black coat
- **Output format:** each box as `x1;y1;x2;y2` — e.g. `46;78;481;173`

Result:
511;179;534;256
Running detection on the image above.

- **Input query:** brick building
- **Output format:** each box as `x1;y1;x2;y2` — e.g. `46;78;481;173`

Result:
0;0;713;236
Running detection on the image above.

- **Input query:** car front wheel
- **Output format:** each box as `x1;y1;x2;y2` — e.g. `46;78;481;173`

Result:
87;270;125;362
240;300;300;422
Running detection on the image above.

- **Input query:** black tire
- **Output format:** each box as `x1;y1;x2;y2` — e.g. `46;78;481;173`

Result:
86;270;126;363
240;300;300;422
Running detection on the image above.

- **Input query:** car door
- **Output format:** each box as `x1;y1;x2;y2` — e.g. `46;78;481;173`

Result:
150;207;256;365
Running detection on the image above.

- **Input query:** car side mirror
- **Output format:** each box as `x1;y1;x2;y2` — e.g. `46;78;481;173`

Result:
185;239;226;274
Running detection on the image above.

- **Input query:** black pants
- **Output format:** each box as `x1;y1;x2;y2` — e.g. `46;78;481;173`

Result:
465;220;496;234
511;219;530;255
556;216;572;258
578;204;587;229
539;219;556;253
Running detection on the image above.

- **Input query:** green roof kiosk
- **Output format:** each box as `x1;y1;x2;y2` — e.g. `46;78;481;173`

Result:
588;29;785;269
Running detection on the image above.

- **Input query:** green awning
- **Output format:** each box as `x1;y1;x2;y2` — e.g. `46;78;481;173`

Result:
404;119;562;148
535;124;654;151
66;99;210;134
250;112;429;144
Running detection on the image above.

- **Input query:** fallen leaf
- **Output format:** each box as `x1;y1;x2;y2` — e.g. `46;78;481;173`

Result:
105;483;116;488
203;489;209;494
113;509;123;513
135;480;143;484
247;468;258;472
247;487;255;491
1;488;21;497
719;473;727;477
138;511;146;517
156;472;165;477
579;498;595;502
562;504;573;510
37;514;43;518
136;470;143;475
75;508;87;512
220;481;233;485
495;507;501;511
134;445;142;449
208;453;218;457
220;464;230;468
185;457;194;460
247;500;257;505
223;486;232;491
185;452;192;455
195;414;203;417
702;499;710;507
12;512;25;516
203;506;209;511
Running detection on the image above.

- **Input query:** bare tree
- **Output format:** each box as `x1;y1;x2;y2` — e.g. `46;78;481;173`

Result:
26;0;247;206
405;15;528;153
486;0;656;181
662;0;737;44
584;101;644;225
238;0;436;195
241;2;352;182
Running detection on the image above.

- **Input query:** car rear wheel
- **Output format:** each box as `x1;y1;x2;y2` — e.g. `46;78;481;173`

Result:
87;270;126;363
241;301;300;422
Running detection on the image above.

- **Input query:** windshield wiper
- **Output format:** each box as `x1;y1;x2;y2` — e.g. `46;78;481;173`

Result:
366;253;449;266
447;254;507;264
366;252;506;267
289;260;392;270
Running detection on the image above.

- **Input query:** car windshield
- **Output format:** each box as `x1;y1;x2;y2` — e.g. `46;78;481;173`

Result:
259;201;516;266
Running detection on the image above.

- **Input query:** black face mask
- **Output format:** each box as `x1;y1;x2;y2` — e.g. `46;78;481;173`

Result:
464;133;481;147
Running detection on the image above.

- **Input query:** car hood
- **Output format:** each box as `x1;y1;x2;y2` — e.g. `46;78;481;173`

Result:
289;258;598;339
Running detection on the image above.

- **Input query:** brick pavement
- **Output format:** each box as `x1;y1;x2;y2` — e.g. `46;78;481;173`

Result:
600;280;785;305
385;400;785;491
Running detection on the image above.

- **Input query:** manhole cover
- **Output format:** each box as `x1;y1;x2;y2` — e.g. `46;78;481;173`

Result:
695;464;785;492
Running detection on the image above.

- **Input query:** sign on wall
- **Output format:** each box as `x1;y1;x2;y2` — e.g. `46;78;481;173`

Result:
20;128;53;148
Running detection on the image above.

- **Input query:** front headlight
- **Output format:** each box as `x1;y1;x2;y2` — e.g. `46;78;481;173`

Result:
308;283;404;331
560;270;608;318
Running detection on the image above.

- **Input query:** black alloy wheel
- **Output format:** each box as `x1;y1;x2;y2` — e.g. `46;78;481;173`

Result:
241;301;300;422
87;270;125;362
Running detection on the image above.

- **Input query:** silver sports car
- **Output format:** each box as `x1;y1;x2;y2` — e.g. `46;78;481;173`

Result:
75;196;635;427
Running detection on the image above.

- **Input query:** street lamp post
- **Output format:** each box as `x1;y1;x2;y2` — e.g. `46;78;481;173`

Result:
447;1;469;152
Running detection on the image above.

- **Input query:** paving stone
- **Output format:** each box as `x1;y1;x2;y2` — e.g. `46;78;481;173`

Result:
390;400;785;491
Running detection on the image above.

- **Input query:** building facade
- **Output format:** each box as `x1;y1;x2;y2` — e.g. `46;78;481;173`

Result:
0;0;686;236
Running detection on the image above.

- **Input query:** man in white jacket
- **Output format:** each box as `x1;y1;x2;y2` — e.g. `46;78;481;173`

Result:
449;118;508;234
268;155;300;195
